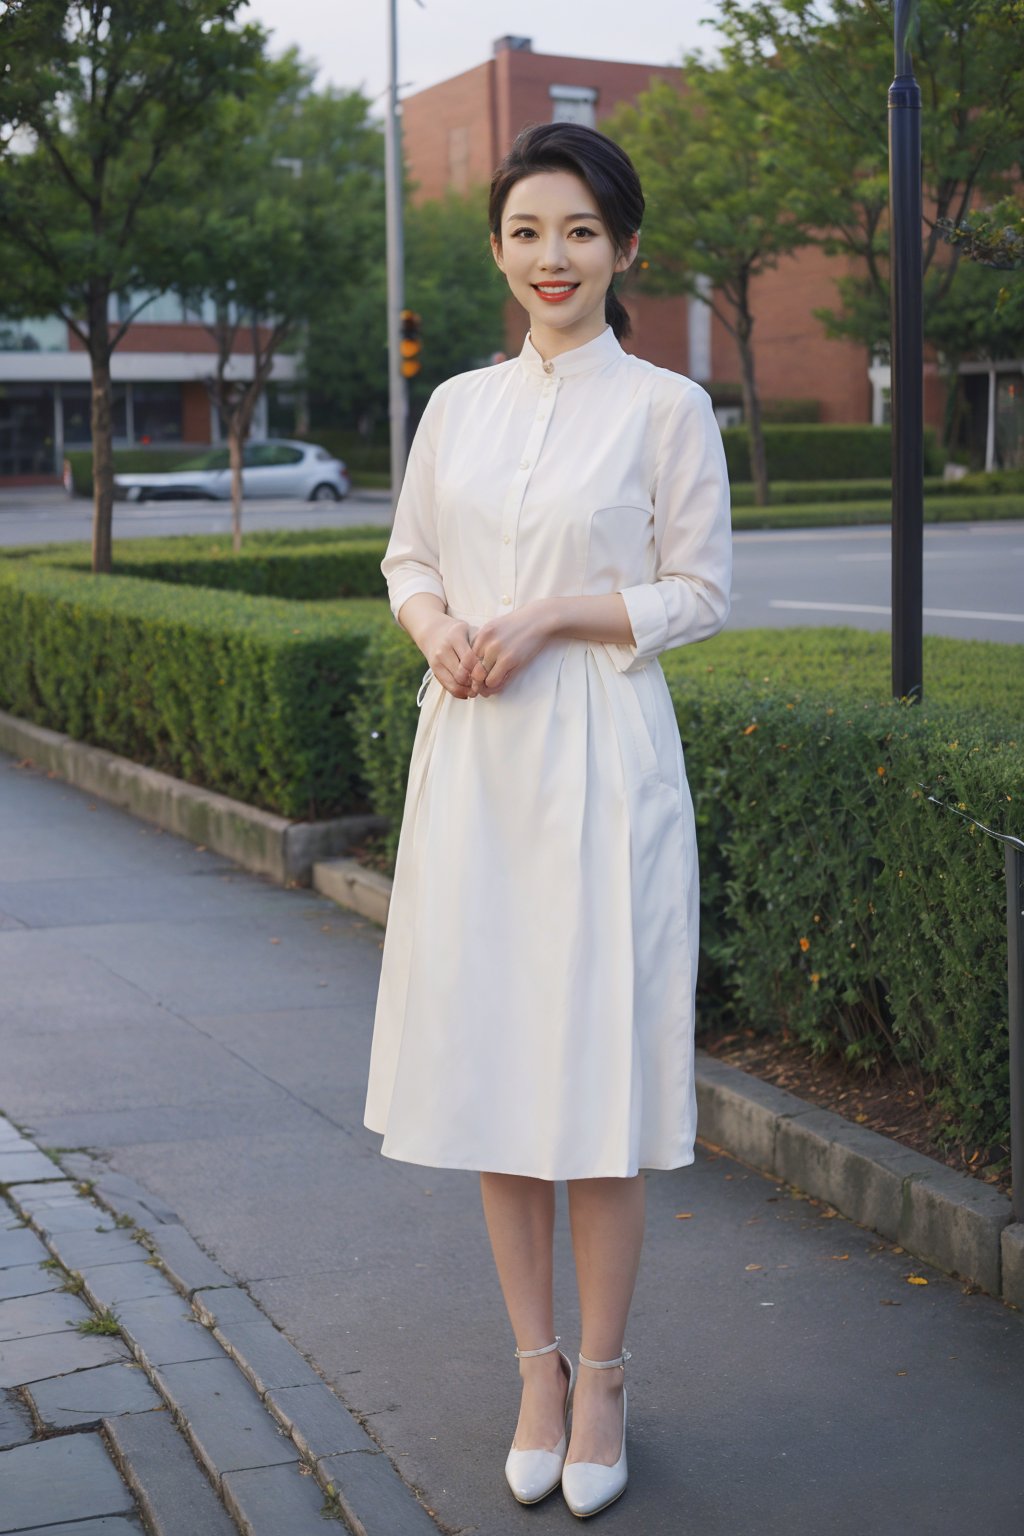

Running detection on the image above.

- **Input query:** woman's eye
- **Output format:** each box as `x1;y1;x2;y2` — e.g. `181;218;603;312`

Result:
510;227;536;239
570;227;597;238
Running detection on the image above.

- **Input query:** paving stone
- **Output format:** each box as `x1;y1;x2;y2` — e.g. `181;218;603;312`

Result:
0;1119;34;1148
148;1222;234;1296
0;1224;50;1269
0;1431;138;1532
0;1149;65;1183
27;1360;163;1428
899;1164;1010;1296
0;1286;92;1341
44;1225;147;1270
268;1382;379;1460
104;1406;241;1536
80;1259;178;1310
0;1385;35;1450
14;1521;145;1535
193;1285;320;1393
0;1325;129;1387
1002;1220;1024;1308
8;1179;84;1204
152;1356;298;1483
0;1260;62;1302
115;1292;226;1368
222;1460;340;1534
317;1447;441;1536
32;1201;120;1235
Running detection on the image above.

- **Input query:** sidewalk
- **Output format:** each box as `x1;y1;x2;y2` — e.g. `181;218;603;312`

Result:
1;750;1023;1535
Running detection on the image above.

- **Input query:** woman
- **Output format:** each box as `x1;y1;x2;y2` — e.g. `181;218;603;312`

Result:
364;121;732;1518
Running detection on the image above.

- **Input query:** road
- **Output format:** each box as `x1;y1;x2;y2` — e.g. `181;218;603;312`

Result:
1;491;1021;644
2;752;1022;1536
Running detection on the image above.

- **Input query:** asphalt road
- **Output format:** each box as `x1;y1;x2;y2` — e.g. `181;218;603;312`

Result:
1;491;1021;644
2;753;1023;1536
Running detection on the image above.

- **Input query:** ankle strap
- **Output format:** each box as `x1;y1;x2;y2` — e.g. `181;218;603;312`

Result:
514;1336;561;1359
578;1347;632;1369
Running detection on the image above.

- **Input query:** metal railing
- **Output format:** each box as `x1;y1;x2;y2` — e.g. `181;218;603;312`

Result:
920;788;1024;1222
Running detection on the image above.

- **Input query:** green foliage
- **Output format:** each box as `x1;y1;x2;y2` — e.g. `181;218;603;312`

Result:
720;425;943;481
0;562;390;818
28;539;389;601
353;623;1023;1159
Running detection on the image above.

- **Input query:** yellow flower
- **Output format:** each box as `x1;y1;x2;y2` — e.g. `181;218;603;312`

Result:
743;723;758;736
877;765;886;777
799;937;810;953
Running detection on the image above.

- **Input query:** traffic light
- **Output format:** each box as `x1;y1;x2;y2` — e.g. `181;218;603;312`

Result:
400;309;422;378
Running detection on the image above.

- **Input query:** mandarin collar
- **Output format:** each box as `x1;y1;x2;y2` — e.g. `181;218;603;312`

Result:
517;325;624;380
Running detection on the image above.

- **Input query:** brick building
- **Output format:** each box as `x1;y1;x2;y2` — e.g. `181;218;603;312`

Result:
402;36;1021;454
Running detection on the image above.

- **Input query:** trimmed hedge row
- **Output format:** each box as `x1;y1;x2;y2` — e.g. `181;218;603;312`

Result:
353;623;1023;1163
30;538;389;602
0;563;390;818
720;424;943;481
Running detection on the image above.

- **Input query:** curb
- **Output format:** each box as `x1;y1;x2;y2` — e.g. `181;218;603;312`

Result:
0;711;386;886
0;1124;445;1536
315;855;1024;1308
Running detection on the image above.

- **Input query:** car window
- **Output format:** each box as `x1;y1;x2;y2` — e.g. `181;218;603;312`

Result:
177;449;229;472
244;444;278;468
267;444;304;465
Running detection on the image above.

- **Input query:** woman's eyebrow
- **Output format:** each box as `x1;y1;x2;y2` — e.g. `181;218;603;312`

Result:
504;212;603;222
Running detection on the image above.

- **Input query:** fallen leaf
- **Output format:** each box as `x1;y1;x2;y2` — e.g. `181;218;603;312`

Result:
269;938;281;945
829;1254;850;1261
745;1263;763;1271
905;1275;928;1286
674;1212;694;1220
879;1299;901;1306
896;1370;908;1376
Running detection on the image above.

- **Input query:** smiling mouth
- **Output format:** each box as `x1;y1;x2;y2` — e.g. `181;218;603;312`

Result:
532;283;580;302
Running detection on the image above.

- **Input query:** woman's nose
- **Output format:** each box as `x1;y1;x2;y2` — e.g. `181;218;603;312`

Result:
538;239;568;270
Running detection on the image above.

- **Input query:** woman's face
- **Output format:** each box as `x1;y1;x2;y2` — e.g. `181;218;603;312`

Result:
490;169;638;353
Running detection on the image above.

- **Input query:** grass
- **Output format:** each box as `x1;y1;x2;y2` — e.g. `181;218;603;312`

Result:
77;1309;121;1337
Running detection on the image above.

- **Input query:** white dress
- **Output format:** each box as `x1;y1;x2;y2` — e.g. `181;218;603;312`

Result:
363;325;732;1180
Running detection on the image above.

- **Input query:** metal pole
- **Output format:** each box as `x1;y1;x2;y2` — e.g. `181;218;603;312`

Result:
888;0;923;703
1008;843;1024;1224
385;0;407;512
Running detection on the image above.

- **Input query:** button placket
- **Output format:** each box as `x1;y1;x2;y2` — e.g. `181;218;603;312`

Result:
498;375;560;611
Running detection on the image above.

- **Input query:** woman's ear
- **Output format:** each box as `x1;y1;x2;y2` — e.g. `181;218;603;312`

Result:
490;232;505;273
615;231;640;275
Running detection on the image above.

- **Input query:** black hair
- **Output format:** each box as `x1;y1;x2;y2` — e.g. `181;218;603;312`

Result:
488;122;644;341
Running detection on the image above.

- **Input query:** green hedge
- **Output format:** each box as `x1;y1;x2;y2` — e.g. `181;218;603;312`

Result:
29;539;389;602
720;424;943;481
0;563;390;818
353;624;1023;1164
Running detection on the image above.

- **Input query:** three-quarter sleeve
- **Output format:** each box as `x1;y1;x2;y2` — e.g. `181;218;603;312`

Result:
607;382;732;675
380;386;449;623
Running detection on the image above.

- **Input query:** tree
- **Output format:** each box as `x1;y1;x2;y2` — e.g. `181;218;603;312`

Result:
167;56;383;549
717;0;1024;386
0;0;266;572
300;185;508;440
607;48;820;505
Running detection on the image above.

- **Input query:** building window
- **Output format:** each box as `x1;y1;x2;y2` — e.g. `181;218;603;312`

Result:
687;277;712;381
133;383;183;443
0;384;56;475
60;383;128;446
0;316;67;352
549;85;597;128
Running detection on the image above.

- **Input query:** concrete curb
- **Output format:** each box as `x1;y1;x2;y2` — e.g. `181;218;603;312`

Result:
314;855;1023;1308
0;1127;444;1535
0;709;386;886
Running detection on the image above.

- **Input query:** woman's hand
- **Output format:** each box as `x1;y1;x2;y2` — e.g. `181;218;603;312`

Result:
466;602;555;696
421;615;485;700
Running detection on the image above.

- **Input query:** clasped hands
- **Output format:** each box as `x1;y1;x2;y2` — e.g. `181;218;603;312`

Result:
425;602;553;700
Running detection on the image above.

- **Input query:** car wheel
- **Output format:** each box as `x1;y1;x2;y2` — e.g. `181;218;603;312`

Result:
310;482;341;502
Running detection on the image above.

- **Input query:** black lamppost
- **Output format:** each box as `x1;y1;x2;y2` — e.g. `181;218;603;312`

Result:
888;0;923;702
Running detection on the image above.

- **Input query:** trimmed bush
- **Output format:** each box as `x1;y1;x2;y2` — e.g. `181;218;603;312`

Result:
353;624;1023;1161
720;424;943;481
0;562;391;818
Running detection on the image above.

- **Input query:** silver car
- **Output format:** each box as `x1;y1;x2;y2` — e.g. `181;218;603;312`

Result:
115;439;350;503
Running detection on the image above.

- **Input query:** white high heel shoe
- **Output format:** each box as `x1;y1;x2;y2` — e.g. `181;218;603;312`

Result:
560;1347;631;1518
504;1336;575;1505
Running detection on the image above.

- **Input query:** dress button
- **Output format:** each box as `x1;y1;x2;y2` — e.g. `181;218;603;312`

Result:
501;594;511;605
542;360;554;374
503;534;511;544
519;459;530;470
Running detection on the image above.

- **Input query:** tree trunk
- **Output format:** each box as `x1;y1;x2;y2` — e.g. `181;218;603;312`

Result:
736;312;769;508
89;289;115;573
228;423;244;555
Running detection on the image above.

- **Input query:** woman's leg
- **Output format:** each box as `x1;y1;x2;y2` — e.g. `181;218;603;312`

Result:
564;1173;645;1465
479;1172;570;1450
